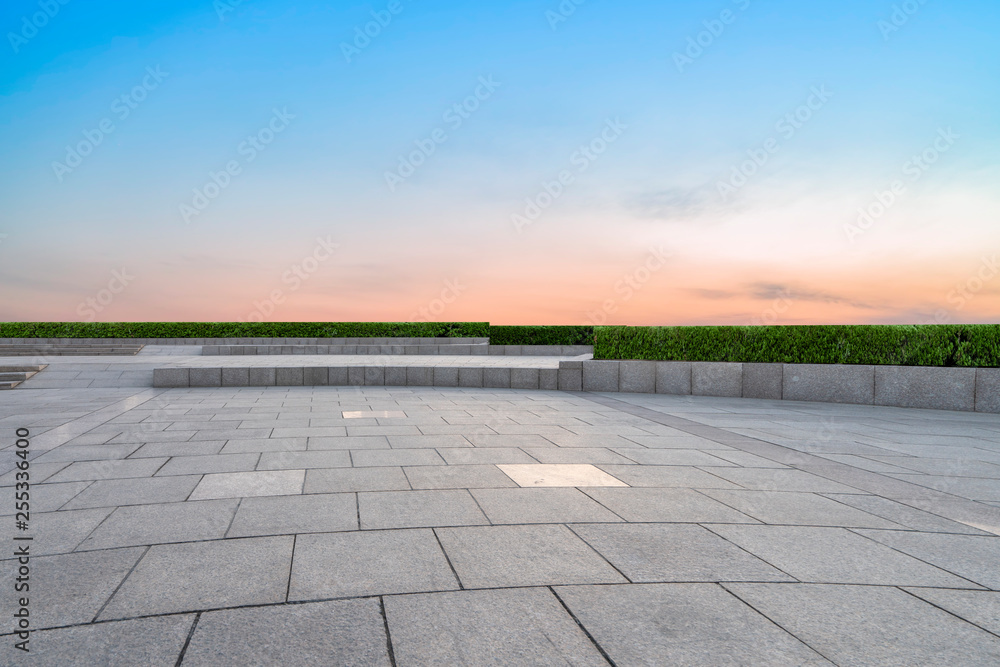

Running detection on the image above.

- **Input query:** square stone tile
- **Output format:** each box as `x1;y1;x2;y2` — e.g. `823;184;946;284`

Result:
704;467;864;493
612;448;733;466
351;448;446;467
183;599;390;666
436;524;627;588
289;529;457;600
129;441;226;458
62;476;201;510
189;470;304;500
708;525;981;587
45;457;168;483
403;464;519;490
855;530;1000;589
698;490;902;528
556;583;831;666
227;492;357;537
307;435;390;450
99;536;294;619
497;464;628;487
256;450;351;470
466;434;554;448
570;524;794;583
437;447;536;465
0;615;195;667
471;488;624;524
728;583;1000;666
822;494;992;535
155;453;259;476
358;489;487;529
305;467;410;493
343;410;406;418
520;447;636;465
387;434;471;449
77;499;239;550
220;437;307;454
0;547;144;629
35;444;140;463
904;588;1000;635
385;588;608;666
596;465;742;489
0;508;110;557
582;487;758;523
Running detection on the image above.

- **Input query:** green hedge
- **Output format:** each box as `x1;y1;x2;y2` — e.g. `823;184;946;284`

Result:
594;325;1000;367
0;322;490;339
488;326;594;346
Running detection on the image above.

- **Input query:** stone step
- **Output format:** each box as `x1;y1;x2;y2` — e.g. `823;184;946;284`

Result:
202;344;593;356
0;372;31;382
0;365;46;373
0;381;19;390
0;346;143;356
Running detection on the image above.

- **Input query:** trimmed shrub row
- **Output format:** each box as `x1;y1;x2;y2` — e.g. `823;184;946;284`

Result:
0;322;490;339
594;325;1000;368
488;326;594;346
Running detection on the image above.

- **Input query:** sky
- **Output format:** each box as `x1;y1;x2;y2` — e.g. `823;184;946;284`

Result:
1;0;998;326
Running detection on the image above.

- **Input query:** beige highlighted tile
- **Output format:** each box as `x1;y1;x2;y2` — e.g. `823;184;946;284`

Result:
343;410;407;419
497;464;628;488
189;470;305;500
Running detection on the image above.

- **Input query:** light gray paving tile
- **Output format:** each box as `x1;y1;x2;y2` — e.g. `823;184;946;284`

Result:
582;487;758;523
0;547;145;630
129;441;226;458
699;490;903;528
541;433;640;448
520;447;636;465
624;435;732;449
219;437;307;454
436;524;627;588
556;583;832;666
99;536;294;619
704;467;864;493
77;499;238;550
728;583;1000;667
189;470;304;500
708;525;981;587
359;489;488;529
595;464;742;489
611;448;733;466
190;428;273;441
705;450;791;468
60;476;199;510
305;467;410;493
466;434;555;448
822;494;992;535
0;481;91;514
0;461;69;486
289;529;458;600
855;530;1000;589
436;447;537;465
470;488;625;524
155;453;259;476
183;599;390;667
904;588;1000;636
256;450;350;470
387;434;471;449
350;448;446;467
307;435;390;450
403;464;519;490
571;523;793;583
385;588;608;666
0;508;114;557
34;444;141;463
886;474;1000;502
45;457;168;483
0;615;195;667
227;492;357;537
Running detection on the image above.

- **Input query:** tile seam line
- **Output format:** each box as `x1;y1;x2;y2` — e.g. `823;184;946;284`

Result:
573;391;1000;529
897;585;1000;641
547;585;618;667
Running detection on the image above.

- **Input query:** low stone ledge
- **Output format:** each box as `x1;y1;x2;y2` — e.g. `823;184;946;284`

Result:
692;362;742;398
875;366;975;411
743;363;783;400
783;364;875;405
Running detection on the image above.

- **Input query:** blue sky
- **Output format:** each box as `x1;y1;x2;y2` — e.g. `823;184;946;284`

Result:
1;0;998;324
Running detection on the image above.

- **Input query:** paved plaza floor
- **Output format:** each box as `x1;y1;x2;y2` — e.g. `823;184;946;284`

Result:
2;352;1000;665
